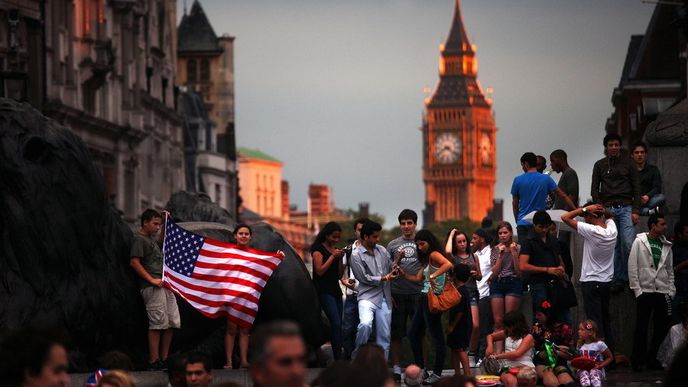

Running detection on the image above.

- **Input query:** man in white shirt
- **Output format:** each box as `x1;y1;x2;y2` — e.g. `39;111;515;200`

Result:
561;203;617;353
340;218;367;360
472;228;493;363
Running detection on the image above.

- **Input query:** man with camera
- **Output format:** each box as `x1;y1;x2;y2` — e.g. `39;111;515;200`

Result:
386;209;423;382
350;220;399;359
561;203;617;355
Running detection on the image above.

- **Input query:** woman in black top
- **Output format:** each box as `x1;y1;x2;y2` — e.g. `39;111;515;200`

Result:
311;221;345;359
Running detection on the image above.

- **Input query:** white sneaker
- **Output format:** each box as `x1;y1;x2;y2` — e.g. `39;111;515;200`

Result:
423;372;442;385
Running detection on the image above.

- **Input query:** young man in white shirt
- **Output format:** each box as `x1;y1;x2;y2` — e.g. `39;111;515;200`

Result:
472;228;493;364
340;218;367;360
561;203;617;355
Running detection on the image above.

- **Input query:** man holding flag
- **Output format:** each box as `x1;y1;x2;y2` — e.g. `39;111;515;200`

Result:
130;209;180;370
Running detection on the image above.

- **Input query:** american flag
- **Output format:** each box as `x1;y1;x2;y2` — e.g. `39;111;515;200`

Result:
162;219;284;328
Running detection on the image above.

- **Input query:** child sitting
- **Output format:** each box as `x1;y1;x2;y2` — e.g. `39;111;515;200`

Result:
485;311;535;387
530;300;575;387
446;264;473;376
576;319;613;387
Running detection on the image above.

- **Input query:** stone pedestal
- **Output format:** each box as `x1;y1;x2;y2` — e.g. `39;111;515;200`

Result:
645;97;688;227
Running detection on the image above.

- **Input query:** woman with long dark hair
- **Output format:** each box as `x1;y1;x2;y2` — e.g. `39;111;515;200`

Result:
224;223;253;368
225;223;284;369
311;221;346;360
403;229;454;384
445;228;483;356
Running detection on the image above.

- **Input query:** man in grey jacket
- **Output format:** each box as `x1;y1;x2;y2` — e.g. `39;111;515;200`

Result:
350;220;399;359
628;213;675;371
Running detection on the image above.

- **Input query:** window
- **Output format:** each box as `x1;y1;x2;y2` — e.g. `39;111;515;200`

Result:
187;59;197;83
200;59;210;82
642;98;675;116
215;184;222;204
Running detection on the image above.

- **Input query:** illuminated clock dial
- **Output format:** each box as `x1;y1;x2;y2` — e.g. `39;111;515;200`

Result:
480;133;492;165
434;133;462;164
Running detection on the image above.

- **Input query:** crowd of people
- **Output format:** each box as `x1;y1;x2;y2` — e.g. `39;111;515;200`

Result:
304;133;688;386
2;133;688;387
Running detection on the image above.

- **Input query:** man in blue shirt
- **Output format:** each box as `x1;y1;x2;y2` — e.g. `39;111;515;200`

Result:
512;152;576;242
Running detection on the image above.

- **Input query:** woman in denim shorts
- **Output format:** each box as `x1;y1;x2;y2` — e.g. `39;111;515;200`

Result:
488;222;523;352
445;229;482;354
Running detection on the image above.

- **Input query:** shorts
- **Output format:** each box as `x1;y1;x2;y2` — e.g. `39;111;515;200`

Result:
490;277;524;298
391;293;419;340
465;286;479;306
141;286;181;330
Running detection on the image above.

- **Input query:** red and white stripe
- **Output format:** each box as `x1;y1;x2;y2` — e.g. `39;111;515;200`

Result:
163;237;283;328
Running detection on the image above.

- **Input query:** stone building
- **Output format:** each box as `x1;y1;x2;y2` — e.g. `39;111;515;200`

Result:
176;0;237;217
605;3;684;148
422;0;496;224
237;147;283;219
178;88;233;210
0;1;44;108
41;0;183;222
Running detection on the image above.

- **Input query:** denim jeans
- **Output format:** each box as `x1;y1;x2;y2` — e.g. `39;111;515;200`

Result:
408;294;446;375
640;193;666;215
342;294;359;360
319;293;343;360
355;298;392;359
608;205;636;284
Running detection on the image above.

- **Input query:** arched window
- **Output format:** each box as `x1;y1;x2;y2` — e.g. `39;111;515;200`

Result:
200;59;210;82
187;59;197;83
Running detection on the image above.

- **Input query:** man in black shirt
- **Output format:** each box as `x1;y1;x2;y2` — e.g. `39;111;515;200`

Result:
631;142;665;215
519;211;566;318
591;133;640;291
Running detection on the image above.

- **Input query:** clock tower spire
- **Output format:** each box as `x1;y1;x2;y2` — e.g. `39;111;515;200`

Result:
422;0;496;224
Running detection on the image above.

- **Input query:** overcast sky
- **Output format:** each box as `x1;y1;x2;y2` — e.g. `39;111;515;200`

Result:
179;0;655;227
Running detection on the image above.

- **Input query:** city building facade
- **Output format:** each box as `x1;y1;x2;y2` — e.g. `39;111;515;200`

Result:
43;0;184;222
237;147;283;219
176;0;237;217
422;0;496;224
605;3;684;148
0;1;44;108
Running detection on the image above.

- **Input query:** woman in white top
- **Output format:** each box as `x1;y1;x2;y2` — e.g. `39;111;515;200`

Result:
486;311;536;387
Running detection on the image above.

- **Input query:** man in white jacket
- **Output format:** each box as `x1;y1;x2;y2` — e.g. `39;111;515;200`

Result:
628;213;675;372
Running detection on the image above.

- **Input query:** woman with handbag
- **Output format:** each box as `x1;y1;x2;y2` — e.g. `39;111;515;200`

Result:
403;229;454;384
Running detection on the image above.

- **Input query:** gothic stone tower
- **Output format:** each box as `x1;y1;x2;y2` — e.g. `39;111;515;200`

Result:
422;0;496;224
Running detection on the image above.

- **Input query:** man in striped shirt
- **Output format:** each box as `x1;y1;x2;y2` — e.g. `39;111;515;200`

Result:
130;208;180;370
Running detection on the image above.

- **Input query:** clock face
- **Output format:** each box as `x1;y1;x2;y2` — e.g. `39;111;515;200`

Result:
480;133;492;165
434;133;462;164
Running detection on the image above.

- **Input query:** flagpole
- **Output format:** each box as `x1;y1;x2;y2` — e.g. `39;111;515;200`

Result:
161;211;169;283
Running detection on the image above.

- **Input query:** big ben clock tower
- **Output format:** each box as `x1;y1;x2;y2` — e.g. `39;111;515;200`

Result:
422;0;496;224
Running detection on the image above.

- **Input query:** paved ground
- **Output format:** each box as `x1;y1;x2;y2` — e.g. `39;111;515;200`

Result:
70;366;667;387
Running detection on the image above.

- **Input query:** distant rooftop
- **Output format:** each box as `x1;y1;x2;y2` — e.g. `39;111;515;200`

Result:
237;147;281;162
178;0;223;54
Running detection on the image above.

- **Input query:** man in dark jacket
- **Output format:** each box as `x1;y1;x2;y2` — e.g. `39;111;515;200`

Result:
631;142;665;215
591;133;640;292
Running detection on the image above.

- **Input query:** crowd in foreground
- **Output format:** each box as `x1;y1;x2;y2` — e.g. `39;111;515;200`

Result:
2;132;688;387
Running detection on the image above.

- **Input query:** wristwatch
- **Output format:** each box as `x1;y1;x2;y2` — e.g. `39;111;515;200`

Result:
582;207;587;213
